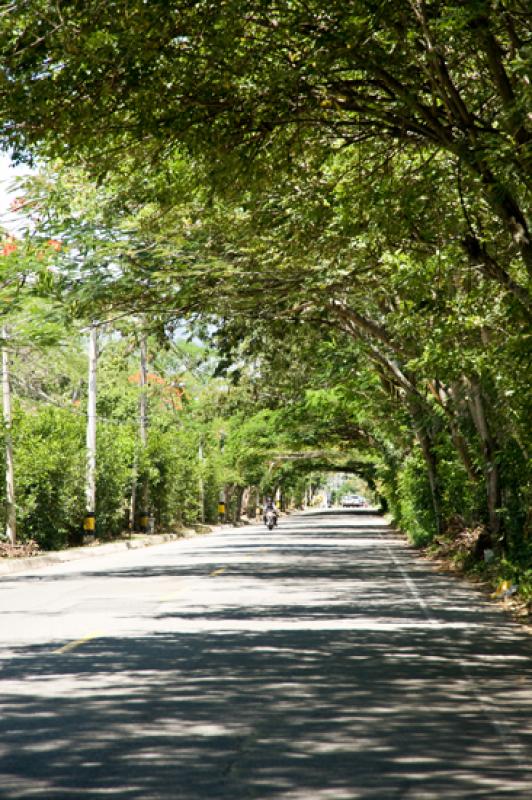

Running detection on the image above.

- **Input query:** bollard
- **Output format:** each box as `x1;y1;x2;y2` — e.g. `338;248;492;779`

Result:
139;511;149;533
83;511;96;534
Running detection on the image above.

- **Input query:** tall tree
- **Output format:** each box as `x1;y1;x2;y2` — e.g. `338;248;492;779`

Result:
1;325;16;544
84;324;98;534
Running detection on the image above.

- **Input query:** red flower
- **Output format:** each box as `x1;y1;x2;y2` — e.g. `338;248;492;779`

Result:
0;236;17;257
9;196;28;212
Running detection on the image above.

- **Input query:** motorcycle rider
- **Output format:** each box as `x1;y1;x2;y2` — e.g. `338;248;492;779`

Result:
263;497;279;526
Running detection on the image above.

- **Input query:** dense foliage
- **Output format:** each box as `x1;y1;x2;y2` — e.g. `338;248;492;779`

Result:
0;327;321;547
0;2;530;598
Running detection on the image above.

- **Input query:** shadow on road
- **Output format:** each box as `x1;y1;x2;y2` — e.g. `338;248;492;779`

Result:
1;512;531;799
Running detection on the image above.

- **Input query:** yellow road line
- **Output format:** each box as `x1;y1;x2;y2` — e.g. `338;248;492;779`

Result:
53;631;102;655
160;588;185;602
209;567;226;577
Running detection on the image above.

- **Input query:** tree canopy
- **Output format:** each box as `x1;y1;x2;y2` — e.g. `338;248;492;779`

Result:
2;2;530;271
0;2;530;598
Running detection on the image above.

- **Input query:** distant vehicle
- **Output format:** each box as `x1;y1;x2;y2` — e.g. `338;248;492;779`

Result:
341;495;367;508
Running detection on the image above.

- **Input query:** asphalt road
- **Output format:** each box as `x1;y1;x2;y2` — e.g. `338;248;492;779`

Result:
0;510;530;799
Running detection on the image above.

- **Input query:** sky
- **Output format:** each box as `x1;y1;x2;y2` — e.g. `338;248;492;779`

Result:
0;152;33;234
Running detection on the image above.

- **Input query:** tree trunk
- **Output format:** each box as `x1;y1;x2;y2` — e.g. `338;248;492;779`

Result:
251;486;260;520
2;327;16;545
408;400;444;535
461;234;532;318
85;325;98;525
223;485;231;522
235;486;244;522
417;429;443;535
429;381;481;484
129;452;137;533
139;332;149;516
465;378;502;537
240;485;251;519
198;439;205;523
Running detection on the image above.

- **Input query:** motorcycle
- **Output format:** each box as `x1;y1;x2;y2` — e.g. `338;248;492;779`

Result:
264;508;277;531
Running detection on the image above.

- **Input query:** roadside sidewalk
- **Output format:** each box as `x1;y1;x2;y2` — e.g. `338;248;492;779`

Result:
0;513;286;578
0;525;226;577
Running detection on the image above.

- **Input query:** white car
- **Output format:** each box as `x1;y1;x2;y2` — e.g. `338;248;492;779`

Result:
341;495;367;508
341;495;353;507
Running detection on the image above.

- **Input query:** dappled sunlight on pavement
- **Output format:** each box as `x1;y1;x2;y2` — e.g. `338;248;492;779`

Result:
0;511;530;798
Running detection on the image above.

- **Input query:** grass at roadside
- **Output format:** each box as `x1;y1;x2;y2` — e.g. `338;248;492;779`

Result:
421;527;531;627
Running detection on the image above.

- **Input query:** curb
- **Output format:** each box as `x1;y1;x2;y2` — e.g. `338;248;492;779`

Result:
0;516;263;578
0;528;217;577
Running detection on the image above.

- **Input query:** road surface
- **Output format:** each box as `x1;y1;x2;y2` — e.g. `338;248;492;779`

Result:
0;510;530;799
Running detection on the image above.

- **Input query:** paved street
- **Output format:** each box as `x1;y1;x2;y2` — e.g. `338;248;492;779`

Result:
0;510;530;799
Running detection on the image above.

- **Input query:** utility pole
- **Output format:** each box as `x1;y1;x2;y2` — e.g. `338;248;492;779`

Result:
129;452;137;534
198;438;205;523
139;333;148;449
2;326;16;545
138;332;150;531
84;324;98;535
